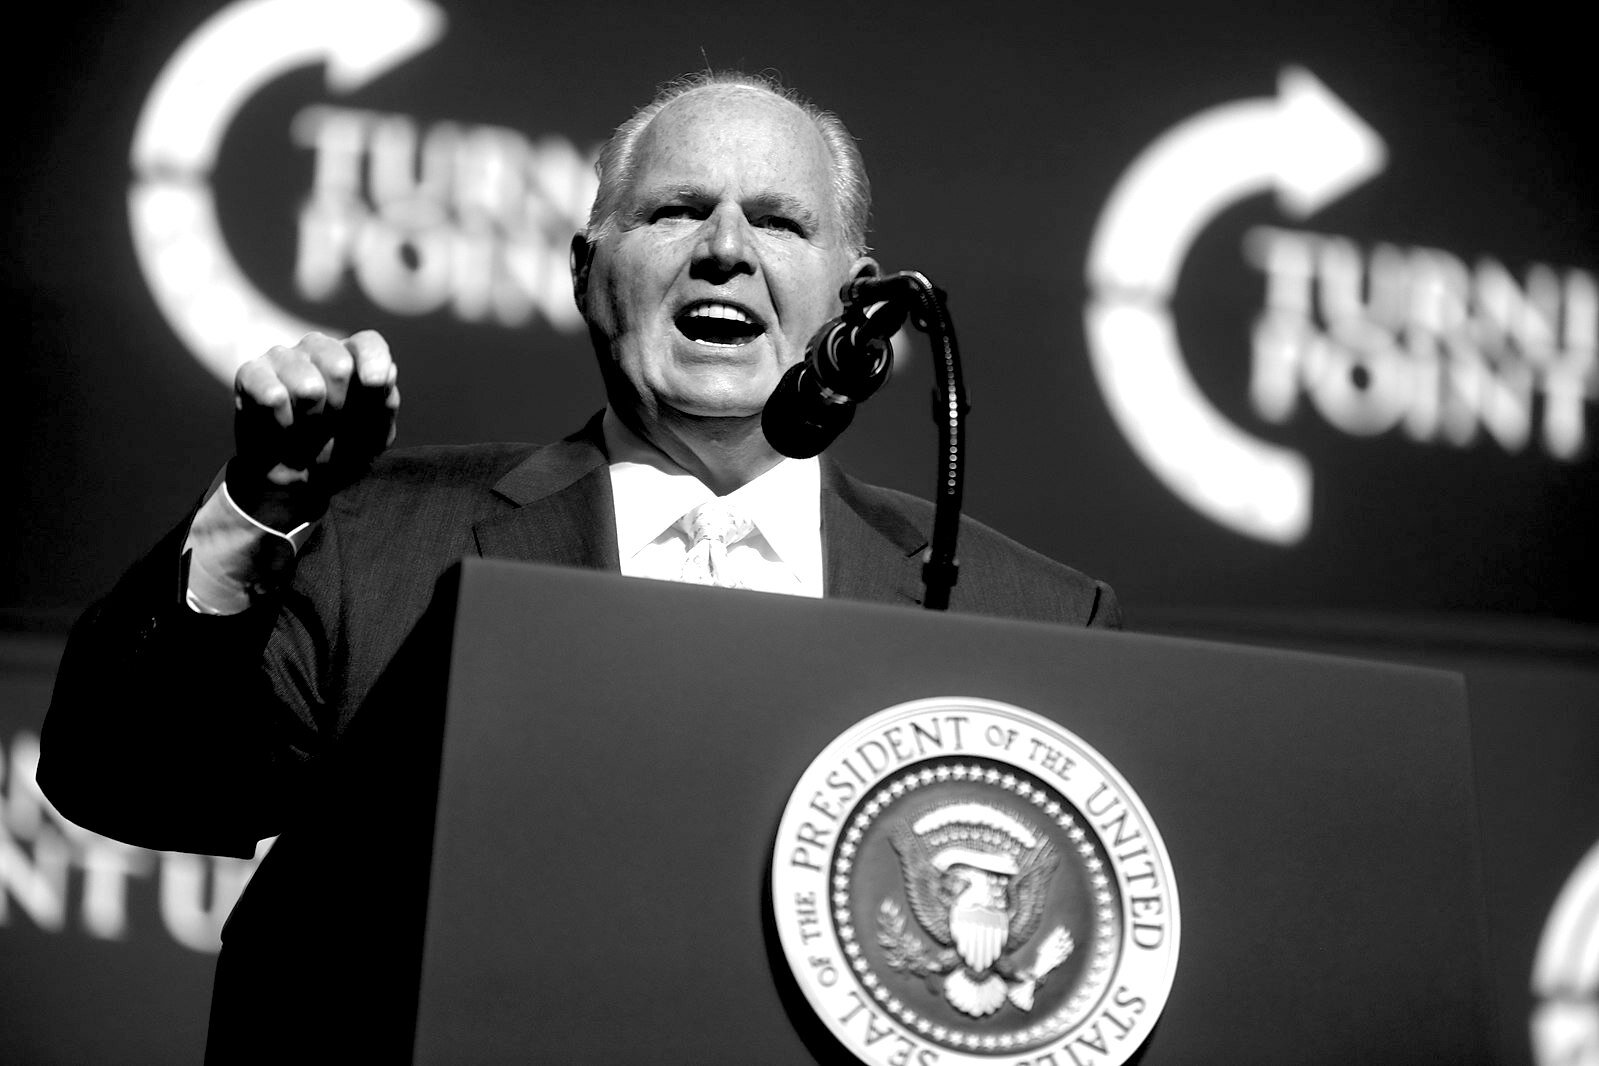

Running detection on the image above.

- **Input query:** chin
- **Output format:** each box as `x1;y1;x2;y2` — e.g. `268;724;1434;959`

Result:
666;397;767;422
659;374;777;420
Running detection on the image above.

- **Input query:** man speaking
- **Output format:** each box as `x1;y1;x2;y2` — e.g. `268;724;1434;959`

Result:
41;71;1120;1060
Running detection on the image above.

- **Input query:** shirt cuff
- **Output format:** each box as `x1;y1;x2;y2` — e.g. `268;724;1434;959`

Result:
182;482;315;615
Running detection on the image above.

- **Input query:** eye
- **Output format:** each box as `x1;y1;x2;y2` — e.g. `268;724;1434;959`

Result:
649;204;704;223
754;214;805;236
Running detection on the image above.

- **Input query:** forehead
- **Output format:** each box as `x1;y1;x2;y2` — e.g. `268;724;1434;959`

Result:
628;89;839;222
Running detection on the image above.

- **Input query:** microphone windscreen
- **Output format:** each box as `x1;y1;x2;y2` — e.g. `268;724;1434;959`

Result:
761;363;857;458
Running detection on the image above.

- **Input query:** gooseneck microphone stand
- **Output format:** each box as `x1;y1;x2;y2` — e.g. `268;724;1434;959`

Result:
841;271;969;611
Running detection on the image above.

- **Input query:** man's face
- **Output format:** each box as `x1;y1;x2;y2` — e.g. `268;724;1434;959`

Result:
576;89;873;432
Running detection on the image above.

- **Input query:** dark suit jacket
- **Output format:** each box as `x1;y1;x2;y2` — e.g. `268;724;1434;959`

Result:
40;416;1119;1061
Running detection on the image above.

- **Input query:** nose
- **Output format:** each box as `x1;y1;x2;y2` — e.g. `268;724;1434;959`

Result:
695;204;756;279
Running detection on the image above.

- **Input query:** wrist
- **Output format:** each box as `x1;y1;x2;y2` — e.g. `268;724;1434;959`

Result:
224;456;329;532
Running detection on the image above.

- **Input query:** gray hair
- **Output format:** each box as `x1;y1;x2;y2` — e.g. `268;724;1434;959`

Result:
584;71;872;258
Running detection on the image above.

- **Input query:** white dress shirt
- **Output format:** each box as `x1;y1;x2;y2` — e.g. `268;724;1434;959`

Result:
183;411;823;614
602;409;822;597
183;481;312;615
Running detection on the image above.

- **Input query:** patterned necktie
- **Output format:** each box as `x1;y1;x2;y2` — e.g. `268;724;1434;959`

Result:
678;500;755;587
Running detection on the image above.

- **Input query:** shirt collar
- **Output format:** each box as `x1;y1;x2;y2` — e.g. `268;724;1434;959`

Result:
602;407;820;566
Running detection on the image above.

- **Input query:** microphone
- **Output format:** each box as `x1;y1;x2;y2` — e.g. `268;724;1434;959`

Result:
762;278;908;458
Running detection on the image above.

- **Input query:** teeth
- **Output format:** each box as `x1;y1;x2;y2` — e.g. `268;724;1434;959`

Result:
684;302;754;325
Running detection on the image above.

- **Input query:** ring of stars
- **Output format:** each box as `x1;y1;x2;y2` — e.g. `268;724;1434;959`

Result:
830;761;1123;1053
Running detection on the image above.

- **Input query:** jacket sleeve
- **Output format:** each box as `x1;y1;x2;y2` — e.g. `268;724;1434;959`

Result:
37;514;330;859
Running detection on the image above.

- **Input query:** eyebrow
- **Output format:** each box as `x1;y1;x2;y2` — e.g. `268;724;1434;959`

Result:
631;182;825;232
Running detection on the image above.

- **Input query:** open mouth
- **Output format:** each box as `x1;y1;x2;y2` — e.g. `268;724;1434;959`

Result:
675;301;766;346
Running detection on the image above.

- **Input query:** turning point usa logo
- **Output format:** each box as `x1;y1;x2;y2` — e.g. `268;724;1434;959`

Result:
127;0;597;387
1085;67;1596;545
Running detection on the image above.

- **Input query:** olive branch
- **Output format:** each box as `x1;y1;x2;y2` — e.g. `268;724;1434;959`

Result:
876;899;955;976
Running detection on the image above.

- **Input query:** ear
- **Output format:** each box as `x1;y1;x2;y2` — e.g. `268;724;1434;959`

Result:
849;256;880;284
570;233;596;307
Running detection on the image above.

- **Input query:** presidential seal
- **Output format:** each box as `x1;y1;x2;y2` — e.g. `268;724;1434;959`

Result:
772;697;1179;1065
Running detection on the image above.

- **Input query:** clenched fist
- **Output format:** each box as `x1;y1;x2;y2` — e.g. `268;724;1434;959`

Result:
227;331;400;530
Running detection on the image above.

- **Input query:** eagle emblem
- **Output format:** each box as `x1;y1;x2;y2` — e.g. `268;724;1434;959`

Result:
879;801;1074;1017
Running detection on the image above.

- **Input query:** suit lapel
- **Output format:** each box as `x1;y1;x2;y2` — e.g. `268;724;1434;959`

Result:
471;415;622;572
822;459;927;608
469;421;924;602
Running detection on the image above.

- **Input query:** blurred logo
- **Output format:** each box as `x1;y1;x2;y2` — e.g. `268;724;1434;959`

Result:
1085;68;1596;544
1532;839;1599;1066
127;0;595;386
